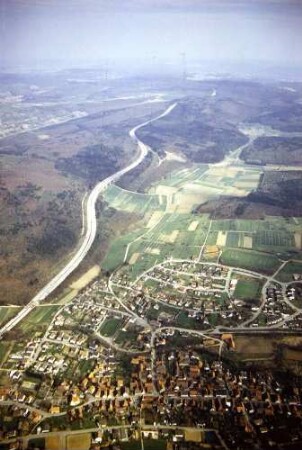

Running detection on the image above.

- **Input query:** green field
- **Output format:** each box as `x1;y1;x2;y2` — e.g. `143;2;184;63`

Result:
101;159;301;287
234;279;262;300
276;261;302;282
102;229;146;272
176;311;200;329
0;342;13;367
212;217;298;233
253;230;295;249
115;328;138;346
153;166;208;189
226;231;239;248
103;184;165;214
103;209;294;281
145;301;178;321
0;341;27;371
211;218;296;252
102;213;211;278
212;219;261;232
99;317;123;337
18;305;60;333
75;359;95;379
0;307;21;328
220;248;280;274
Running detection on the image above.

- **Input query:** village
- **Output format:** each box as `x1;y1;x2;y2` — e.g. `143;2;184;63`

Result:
1;343;302;449
1;259;302;448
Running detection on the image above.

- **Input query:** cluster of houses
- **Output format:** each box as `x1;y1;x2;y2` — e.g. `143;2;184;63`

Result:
124;264;260;329
1;335;302;449
1;260;302;446
262;284;295;326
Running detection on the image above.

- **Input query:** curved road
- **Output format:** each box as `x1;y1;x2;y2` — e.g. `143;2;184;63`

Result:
0;102;178;338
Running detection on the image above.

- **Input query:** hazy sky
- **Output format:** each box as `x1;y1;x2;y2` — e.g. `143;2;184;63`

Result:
1;0;302;72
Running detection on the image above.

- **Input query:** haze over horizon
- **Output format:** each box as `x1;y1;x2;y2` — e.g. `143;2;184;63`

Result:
0;0;302;77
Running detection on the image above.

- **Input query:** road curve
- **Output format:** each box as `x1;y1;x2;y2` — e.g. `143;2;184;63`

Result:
0;102;178;338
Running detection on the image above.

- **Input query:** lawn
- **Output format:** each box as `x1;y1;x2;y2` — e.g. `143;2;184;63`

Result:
220;248;280;274
115;328;138;346
145;301;177;321
45;436;62;450
176;311;200;330
234;279;262;300
234;335;275;356
99;318;123;337
67;433;91;450
76;359;95;379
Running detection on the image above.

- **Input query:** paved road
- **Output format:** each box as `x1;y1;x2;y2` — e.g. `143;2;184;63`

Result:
0;102;177;339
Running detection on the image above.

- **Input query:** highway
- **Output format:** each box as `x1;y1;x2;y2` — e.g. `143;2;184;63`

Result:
0;102;177;338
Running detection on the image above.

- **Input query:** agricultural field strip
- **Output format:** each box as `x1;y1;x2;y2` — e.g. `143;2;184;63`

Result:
122;211;204;261
123;213;168;263
133;213;198;253
149;166;208;191
134;239;204;249
104;214;298;284
198;219;213;261
126;216;209;258
112;185;160;198
104;185;163;214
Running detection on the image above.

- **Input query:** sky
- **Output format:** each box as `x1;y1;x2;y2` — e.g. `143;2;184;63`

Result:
0;0;302;75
